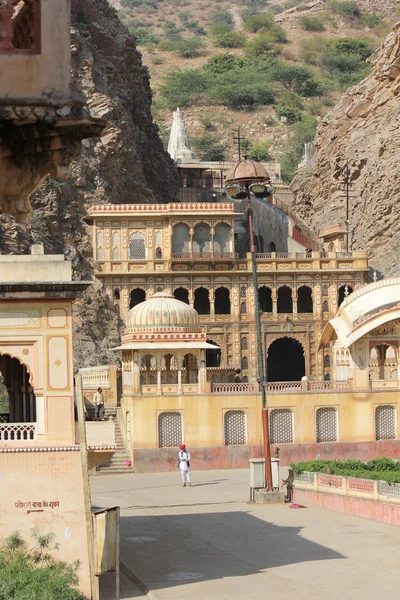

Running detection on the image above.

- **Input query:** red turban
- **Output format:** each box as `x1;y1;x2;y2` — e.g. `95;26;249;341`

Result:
179;444;186;449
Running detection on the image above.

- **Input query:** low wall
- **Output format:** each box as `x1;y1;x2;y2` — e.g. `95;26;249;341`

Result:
133;440;400;472
294;488;400;527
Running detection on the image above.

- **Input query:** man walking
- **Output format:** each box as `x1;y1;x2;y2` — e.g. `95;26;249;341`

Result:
93;387;104;420
178;443;192;487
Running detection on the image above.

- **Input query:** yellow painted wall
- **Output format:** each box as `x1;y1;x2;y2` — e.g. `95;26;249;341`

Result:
121;390;400;449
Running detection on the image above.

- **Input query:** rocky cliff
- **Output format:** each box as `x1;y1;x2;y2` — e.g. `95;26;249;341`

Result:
291;22;400;277
3;0;179;369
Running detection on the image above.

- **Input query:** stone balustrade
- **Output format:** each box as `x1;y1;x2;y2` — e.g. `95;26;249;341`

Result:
79;365;111;390
0;422;35;442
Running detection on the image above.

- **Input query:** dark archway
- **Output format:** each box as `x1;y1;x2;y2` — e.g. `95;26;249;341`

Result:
206;340;221;367
174;287;189;305
0;355;36;425
215;287;231;315
267;337;305;382
277;286;293;313
297;286;313;313
268;242;276;252
338;285;353;306
114;288;120;301
259;286;272;312
194;287;210;315
130;288;146;309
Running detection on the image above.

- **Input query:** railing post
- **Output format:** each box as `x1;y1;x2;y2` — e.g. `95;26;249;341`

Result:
314;473;319;492
342;476;348;497
373;480;379;500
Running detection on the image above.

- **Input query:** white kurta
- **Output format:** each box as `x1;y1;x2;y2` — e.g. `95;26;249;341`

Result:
178;450;191;471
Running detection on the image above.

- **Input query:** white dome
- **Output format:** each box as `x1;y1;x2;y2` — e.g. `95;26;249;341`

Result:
127;291;199;328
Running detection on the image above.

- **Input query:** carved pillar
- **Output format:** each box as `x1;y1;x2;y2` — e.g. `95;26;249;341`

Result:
189;227;194;258
331;280;338;316
272;287;277;319
121;282;129;323
177;354;183;394
314;280;322;320
232;279;240;321
210;287;215;318
292;287;298;320
189;287;194;309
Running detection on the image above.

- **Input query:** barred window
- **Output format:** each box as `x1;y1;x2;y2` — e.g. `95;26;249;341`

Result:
97;231;103;246
112;247;120;260
130;232;146;259
155;231;162;245
97;248;104;260
322;301;329;313
322;284;329;296
241;356;248;370
240;285;247;298
158;412;183;448
172;223;190;254
240;301;247;314
241;337;248;350
224;410;246;446
324;355;330;368
375;405;396;440
112;231;120;245
316;407;338;443
270;409;293;444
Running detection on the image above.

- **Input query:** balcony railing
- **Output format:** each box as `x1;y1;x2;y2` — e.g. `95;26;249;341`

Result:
172;252;234;260
210;380;350;395
0;423;35;442
80;365;111;389
256;251;363;260
211;383;260;394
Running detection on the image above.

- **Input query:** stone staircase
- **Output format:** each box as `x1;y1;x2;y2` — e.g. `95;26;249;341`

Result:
90;407;133;475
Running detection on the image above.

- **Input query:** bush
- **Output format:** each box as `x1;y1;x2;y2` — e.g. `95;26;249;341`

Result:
151;55;164;65
0;530;89;600
271;63;326;96
275;103;302;123
247;139;272;161
329;37;373;61
210;7;233;36
280;115;317;182
215;31;247;48
244;12;275;33
204;53;246;75
207;68;275;110
179;13;207;35
162;19;182;41
298;16;325;31
192;133;226;160
160;69;210;109
127;25;160;45
174;37;205;58
244;34;273;57
291;457;400;485
359;13;382;28
328;0;361;18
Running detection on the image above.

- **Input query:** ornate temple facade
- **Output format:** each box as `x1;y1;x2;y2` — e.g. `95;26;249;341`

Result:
89;202;368;384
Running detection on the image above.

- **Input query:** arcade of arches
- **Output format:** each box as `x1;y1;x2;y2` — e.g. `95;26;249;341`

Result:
267;337;306;382
0;355;36;423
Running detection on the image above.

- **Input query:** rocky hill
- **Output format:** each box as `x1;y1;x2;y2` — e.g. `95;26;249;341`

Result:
2;0;179;369
291;22;400;277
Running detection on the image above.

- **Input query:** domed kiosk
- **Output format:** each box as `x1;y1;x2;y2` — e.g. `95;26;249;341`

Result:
116;291;218;396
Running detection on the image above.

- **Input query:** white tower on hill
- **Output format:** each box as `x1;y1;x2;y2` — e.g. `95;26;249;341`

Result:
167;108;196;163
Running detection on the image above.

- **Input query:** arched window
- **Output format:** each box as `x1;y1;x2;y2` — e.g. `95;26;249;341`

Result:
112;247;120;260
270;409;293;444
112;231;120;245
193;223;211;255
158;412;183;448
241;337;248;351
322;300;329;313
391;369;398;380
297;286;313;313
141;354;156;371
338;285;353;306
240;302;247;314
156;247;162;259
242;376;248;382
130;288;145;309
277;286;293;313
215;287;231;315
130;232;146;259
183;353;198;383
114;288;120;300
97;231;103;246
240;286;247;298
241;356;248;370
0;354;36;427
259;286;272;312
268;242;276;252
172;223;190;254
194;287;210;315
155;231;162;245
322;284;329;297
324;355;330;368
97;248;104;260
214;223;231;255
316;407;338;443
375;405;396;440
224;410;246;446
228;374;235;383
174;287;189;304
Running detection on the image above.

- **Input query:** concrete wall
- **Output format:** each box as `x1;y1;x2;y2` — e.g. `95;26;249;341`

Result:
0;450;91;597
0;0;71;99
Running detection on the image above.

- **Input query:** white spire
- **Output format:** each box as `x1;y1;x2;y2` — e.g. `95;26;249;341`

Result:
167;108;195;163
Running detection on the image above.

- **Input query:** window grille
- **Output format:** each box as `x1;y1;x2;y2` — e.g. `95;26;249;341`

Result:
224;410;246;446
214;223;231;254
149;375;155;384
211;375;218;384
240;301;247;314
322;301;329;312
241;337;248;350
240;286;247;298
155;231;162;245
97;248;104;260
316;407;338;442
158;412;183;448
322;284;329;296
375;405;396;440
391;369;398;380
112;231;120;245
270;409;293;444
241;356;248;370
324;355;330;368
112;247;120;260
172;224;190;254
97;231;103;246
242;376;248;382
130;232;146;259
221;374;227;383
193;224;211;254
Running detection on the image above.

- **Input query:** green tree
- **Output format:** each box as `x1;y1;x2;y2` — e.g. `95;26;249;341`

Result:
192;133;226;160
247;139;272;161
204;53;246;76
298;16;325;31
207;68;275;110
328;0;361;18
244;12;275;32
160;69;210;109
0;530;89;600
215;31;247;48
271;63;325;96
244;34;273;57
175;37;205;58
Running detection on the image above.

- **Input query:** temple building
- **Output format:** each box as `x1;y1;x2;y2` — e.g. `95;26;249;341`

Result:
88;202;368;384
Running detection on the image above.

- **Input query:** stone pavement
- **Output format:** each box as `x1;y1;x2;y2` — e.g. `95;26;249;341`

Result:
91;468;400;600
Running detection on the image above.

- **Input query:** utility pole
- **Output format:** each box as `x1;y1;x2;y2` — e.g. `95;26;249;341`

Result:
345;162;350;253
233;127;246;161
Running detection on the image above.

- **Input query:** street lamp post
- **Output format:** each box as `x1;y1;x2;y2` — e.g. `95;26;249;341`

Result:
225;159;275;491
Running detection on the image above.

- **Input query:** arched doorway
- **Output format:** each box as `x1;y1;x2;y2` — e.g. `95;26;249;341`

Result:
267;337;305;381
277;286;293;313
0;354;36;424
130;288;145;309
174;287;189;304
206;340;221;367
194;287;210;314
338;285;353;306
215;287;230;315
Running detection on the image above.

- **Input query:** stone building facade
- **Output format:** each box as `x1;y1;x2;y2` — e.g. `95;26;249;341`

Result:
89;202;369;384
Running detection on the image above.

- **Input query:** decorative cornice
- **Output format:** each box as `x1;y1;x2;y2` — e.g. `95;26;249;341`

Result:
89;202;235;215
0;444;116;452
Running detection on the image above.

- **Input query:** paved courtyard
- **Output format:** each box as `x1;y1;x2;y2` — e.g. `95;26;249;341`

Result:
91;468;400;600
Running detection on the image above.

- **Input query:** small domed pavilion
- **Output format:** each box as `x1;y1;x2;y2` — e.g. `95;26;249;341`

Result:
116;290;218;396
